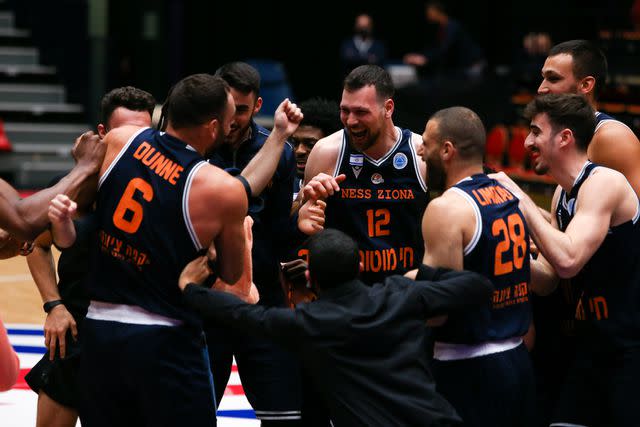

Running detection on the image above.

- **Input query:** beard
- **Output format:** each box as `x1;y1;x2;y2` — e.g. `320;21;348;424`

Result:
426;156;446;193
347;128;377;153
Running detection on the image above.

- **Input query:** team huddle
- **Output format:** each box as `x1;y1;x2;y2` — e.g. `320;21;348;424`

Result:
1;39;638;427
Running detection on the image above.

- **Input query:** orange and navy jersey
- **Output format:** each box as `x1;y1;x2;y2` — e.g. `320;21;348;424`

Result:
324;127;428;285
88;128;207;326
557;161;640;349
435;174;531;343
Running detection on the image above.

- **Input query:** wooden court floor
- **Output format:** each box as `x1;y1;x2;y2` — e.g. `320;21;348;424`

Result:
0;251;58;325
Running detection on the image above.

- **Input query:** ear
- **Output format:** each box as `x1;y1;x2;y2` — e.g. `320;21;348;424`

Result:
97;123;107;139
383;98;394;119
441;140;455;161
208;117;220;140
579;76;596;96
253;96;263;115
558;128;574;148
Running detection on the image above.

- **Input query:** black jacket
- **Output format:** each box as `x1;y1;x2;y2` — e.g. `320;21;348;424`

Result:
184;266;493;426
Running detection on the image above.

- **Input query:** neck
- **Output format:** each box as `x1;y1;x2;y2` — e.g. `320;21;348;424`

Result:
165;124;206;156
362;121;397;159
444;161;484;189
551;151;590;192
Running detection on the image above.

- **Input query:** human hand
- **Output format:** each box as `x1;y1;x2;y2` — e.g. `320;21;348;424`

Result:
71;131;106;174
279;259;315;308
298;199;326;236
489;171;527;200
48;194;77;248
0;228;23;259
44;304;77;360
302;173;346;201
273;98;303;138
179;256;213;290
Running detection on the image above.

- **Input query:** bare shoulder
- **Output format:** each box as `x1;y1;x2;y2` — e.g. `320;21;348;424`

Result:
410;131;423;150
304;130;343;179
100;125;148;177
579;166;630;202
424;190;475;226
590;121;640;160
191;164;247;213
594;119;639;143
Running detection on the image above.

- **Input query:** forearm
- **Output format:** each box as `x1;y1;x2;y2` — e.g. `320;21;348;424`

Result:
241;128;289;196
51;220;76;249
183;284;297;346
11;166;94;240
27;244;60;303
416;267;494;315
530;256;558;296
520;196;578;277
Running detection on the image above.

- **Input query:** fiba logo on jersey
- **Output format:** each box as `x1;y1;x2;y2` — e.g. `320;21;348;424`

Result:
393;153;408;170
371;173;384;184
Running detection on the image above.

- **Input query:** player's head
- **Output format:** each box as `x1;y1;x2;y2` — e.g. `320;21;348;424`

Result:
306;229;360;290
538;40;608;102
291;98;341;178
163;73;235;157
524;93;596;175
98;86;156;138
341;65;395;153
420;106;485;191
215;61;263;146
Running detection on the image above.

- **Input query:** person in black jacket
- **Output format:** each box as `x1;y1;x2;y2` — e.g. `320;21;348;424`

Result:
179;228;494;427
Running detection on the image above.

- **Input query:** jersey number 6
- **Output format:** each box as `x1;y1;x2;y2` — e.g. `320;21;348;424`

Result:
113;178;154;233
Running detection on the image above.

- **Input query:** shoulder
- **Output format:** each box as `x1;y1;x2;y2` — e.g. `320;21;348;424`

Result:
104;125;147;150
192;164;247;211
591;120;640;153
305;130;344;176
424;190;474;227
579;166;630;203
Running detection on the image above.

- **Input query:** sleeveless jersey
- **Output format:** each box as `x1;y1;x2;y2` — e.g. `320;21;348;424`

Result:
324;127;428;285
594;111;633;134
435;174;531;343
556;161;640;349
89;128;207;326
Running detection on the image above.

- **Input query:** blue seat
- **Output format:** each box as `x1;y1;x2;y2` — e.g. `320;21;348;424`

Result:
245;58;294;119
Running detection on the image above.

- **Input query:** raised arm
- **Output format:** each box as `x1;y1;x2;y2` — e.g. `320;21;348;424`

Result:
241;99;302;196
0;132;104;240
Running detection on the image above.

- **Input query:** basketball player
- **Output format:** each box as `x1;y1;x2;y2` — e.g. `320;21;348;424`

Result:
535;39;640;422
25;86;156;427
299;64;428;285
78;73;299;426
412;106;534;427
493;93;640;426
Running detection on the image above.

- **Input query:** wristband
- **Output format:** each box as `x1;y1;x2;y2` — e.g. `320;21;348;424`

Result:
43;299;64;313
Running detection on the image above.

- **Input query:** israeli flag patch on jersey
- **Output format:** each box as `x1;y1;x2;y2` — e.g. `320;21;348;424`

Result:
350;154;364;178
393;152;408;169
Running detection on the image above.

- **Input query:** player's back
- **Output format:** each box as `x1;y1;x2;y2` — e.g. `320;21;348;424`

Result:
435;174;531;346
88;127;208;326
325;127;428;285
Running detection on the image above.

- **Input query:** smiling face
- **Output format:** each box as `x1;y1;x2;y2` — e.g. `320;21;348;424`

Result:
538;53;580;95
225;87;261;146
291;125;325;178
340;85;386;153
525;112;560;175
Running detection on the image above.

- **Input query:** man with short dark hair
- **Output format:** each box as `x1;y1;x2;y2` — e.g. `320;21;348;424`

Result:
97;86;156;138
178;228;494;427
493;93;640;427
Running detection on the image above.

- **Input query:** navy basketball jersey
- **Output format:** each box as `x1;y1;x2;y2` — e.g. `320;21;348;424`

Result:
594;111;633;134
324;128;428;285
435;174;531;343
89;128;207;326
556;161;640;349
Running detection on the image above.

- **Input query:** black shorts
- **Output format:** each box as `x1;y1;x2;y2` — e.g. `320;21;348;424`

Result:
24;329;82;408
551;346;640;427
432;343;536;427
205;323;302;421
80;318;216;427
